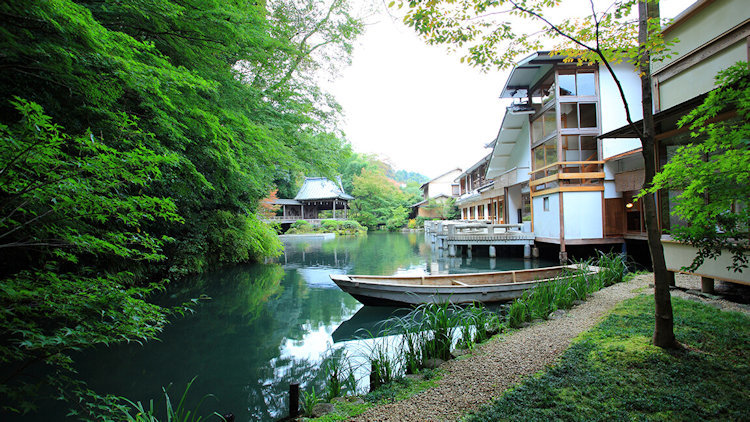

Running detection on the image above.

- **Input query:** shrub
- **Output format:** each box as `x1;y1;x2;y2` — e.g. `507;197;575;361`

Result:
291;219;313;231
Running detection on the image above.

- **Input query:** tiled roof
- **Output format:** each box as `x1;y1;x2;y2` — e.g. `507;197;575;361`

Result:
294;177;354;201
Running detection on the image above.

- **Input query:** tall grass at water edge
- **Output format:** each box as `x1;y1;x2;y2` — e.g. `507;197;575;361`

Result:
506;252;628;328
300;252;628;407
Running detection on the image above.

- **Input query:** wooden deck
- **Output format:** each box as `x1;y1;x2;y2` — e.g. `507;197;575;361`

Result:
426;220;535;257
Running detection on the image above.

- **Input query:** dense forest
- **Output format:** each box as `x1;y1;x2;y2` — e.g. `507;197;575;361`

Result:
0;0;387;417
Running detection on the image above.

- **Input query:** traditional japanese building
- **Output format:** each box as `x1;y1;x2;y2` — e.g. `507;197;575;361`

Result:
267;177;353;222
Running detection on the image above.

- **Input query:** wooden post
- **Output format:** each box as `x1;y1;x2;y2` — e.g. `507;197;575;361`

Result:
289;383;300;418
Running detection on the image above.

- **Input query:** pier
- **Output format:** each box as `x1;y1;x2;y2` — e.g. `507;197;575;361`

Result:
425;220;536;258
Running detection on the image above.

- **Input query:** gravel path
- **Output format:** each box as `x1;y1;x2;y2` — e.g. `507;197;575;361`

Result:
352;273;659;422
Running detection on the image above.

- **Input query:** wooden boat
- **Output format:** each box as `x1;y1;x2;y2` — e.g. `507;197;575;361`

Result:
330;265;599;306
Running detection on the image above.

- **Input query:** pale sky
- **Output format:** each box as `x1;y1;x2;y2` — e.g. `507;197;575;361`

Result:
329;0;689;179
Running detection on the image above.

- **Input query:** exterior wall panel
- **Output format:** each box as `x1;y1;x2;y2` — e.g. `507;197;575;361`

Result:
562;191;603;239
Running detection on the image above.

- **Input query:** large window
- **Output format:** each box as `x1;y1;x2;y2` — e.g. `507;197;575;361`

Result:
529;66;602;194
558;71;596;97
560;103;598;128
531;108;557;144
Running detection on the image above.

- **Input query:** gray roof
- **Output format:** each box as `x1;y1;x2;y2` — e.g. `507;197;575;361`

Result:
273;198;302;205
294;177;354;201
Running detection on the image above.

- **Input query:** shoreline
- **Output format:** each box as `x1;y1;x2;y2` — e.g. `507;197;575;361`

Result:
350;273;748;421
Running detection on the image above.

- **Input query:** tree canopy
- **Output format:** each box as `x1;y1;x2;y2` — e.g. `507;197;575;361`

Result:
0;0;364;415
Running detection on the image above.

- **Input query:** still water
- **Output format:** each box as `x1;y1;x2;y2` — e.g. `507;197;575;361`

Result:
63;232;553;420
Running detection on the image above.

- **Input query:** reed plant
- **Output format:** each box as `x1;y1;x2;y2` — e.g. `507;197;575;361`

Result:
364;335;398;391
416;301;461;361
596;252;628;286
301;386;320;417
120;377;224;422
505;253;629;328
322;348;356;401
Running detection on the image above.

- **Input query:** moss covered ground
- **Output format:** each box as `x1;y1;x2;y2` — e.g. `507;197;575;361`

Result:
465;295;750;421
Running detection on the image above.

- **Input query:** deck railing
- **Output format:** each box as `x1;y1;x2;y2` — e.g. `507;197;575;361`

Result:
529;160;605;195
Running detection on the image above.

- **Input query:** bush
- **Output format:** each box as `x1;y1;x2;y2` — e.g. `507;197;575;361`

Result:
291;219;313;231
407;219;417;229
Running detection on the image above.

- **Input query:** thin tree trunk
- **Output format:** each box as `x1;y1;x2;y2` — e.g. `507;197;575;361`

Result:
638;0;678;349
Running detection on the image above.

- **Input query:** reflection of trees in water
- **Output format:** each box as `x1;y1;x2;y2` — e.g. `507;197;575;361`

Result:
70;262;361;422
279;233;428;276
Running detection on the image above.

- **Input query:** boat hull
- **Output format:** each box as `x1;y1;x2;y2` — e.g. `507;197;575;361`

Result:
330;265;596;306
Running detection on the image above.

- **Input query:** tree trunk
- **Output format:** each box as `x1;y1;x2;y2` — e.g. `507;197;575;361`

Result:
638;0;678;349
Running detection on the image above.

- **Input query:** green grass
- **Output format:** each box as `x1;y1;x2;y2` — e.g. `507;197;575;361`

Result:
464;295;750;421
306;371;443;421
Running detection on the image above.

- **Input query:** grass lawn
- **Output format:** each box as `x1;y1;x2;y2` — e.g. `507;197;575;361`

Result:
465;295;750;421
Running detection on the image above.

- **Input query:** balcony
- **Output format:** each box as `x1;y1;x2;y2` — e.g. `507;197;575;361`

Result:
529;160;605;196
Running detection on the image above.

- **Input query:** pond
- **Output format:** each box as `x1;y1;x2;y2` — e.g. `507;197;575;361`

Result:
39;232;555;421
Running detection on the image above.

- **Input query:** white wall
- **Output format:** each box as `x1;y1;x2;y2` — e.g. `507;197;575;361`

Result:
562;191;603;239
654;0;748;110
602;138;642;160
599;63;643;135
428;169;462;197
507;122;531;182
507;184;523;224
532;194;560;238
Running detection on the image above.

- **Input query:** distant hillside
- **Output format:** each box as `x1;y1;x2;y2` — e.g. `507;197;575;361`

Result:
389;169;429;185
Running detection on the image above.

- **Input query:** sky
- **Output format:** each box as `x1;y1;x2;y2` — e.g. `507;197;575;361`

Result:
327;0;690;179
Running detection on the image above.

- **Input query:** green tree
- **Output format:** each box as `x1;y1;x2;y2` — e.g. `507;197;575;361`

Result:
0;100;182;415
395;0;678;347
349;167;407;229
0;0;361;276
644;63;750;273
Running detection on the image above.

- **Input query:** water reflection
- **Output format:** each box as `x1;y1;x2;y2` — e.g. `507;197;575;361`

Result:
29;233;554;422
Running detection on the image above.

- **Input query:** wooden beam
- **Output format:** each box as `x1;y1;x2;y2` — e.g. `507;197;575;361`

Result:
529;172;606;188
530;160;604;175
531;185;604;197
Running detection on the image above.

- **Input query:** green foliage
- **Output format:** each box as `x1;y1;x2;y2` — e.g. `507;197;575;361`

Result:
396;0;674;72
505;256;626;328
0;0;365;416
286;219;366;235
0;102;185;414
465;295;750;421
386;206;410;231
644;62;750;273
423;197;459;220
120;377;224;422
301;387;321;417
350;167;411;230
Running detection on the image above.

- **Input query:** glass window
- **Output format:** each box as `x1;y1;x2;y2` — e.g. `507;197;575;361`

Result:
532;117;543;144
534;146;545;170
577;72;596;96
560;103;578;128
543;109;557;137
580;136;598;163
579;103;597;128
543;137;557;167
580;136;597;151
558;74;576;96
563;135;581;161
542;83;556;105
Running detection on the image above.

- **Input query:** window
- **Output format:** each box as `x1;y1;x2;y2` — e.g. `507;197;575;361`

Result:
543;197;550;211
579;103;597;127
532;108;557;144
558;70;596;97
